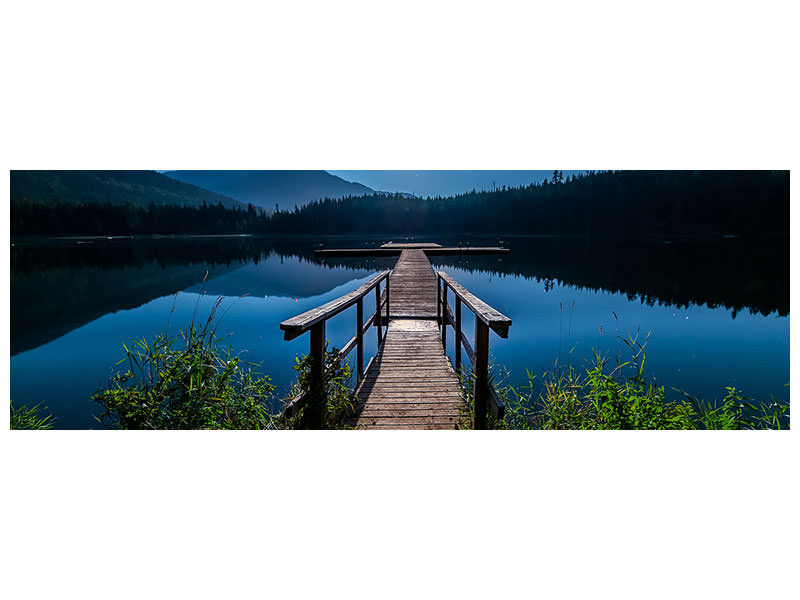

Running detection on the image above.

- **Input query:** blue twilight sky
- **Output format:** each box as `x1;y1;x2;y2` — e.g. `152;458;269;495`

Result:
328;170;582;198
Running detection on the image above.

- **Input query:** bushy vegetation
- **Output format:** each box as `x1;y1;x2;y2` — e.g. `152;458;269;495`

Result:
286;347;355;429
10;401;55;430
493;334;790;430
92;299;280;430
90;298;359;430
458;331;789;430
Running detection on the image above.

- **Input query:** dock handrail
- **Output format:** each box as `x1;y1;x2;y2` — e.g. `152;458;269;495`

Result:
280;270;390;424
437;270;511;429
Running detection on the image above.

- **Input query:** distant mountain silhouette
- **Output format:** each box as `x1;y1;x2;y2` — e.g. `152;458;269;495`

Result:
328;170;583;198
11;170;242;209
184;257;377;299
164;171;373;212
163;170;374;212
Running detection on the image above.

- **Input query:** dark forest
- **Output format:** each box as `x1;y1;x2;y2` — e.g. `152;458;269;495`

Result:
11;170;789;238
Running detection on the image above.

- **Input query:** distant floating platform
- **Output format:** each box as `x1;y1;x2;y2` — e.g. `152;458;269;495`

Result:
315;246;510;257
380;242;442;249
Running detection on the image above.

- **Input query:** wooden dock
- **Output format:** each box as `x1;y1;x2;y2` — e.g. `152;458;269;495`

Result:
314;244;510;258
346;249;459;429
281;243;511;430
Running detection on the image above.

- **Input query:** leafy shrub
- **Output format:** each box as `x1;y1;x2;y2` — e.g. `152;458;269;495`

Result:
92;299;278;430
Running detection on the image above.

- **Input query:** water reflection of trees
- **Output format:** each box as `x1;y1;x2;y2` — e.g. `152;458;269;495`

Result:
11;234;788;355
429;236;788;318
314;235;788;318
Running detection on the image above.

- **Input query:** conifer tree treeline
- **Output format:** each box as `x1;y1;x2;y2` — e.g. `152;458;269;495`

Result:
10;170;789;237
269;170;788;237
11;201;272;236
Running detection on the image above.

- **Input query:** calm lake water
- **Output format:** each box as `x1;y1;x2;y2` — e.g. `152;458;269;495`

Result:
10;235;789;429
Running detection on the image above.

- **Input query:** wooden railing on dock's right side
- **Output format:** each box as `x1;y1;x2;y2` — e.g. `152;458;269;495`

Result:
280;270;390;426
437;271;512;429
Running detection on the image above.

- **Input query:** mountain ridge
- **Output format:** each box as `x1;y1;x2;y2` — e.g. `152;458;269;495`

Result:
163;170;375;213
10;170;244;209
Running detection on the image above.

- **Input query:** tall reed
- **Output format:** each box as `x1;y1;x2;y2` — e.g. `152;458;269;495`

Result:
93;296;279;430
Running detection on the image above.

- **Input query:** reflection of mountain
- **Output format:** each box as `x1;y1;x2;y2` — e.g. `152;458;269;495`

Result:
163;170;374;213
11;259;238;356
185;255;375;298
10;237;382;355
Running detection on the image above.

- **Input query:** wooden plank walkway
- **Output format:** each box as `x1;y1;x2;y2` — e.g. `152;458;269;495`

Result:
346;249;463;429
388;249;439;318
345;320;463;429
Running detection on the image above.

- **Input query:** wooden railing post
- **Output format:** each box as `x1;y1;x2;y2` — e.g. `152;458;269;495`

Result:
375;284;383;347
473;316;489;430
437;275;441;326
441;285;448;350
385;274;390;321
356;297;364;382
455;296;462;375
309;321;326;429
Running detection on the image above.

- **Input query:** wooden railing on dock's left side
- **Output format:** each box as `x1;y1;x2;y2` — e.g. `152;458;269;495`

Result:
280;270;390;425
437;271;512;429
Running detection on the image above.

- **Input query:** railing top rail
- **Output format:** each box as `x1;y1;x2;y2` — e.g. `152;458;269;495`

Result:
280;270;390;341
437;270;511;338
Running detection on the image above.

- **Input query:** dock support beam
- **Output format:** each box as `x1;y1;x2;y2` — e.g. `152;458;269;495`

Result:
437;276;441;325
455;297;462;375
308;321;326;429
356;298;364;382
473;317;489;430
441;285;448;351
375;285;383;347
385;278;390;322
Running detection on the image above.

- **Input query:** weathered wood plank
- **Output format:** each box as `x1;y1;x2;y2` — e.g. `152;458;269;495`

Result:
358;406;463;412
354;391;460;400
345;423;460;430
357;401;464;408
425;247;510;256
351;416;461;426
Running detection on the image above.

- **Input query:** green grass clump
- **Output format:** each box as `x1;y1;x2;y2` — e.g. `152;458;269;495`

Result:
10;400;55;430
465;331;789;430
503;352;697;430
93;298;279;430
